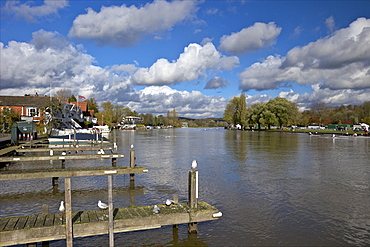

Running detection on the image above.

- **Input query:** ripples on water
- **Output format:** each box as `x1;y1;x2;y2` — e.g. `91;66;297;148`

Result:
1;129;369;246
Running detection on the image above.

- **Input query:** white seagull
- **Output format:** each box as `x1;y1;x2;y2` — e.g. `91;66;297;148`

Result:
59;201;65;213
165;199;175;206
131;144;134;149
153;205;160;214
191;160;197;170
98;200;109;209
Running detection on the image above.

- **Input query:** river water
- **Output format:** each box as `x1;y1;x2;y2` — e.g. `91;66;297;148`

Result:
1;128;369;246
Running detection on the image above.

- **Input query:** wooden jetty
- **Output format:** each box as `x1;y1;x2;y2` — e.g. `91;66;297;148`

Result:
0;202;221;246
0;153;123;163
0;165;148;180
0;135;222;246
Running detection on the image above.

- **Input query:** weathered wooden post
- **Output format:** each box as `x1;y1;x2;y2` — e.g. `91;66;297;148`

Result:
52;177;59;187
113;127;117;153
73;129;76;147
108;175;114;247
130;145;135;181
65;177;73;247
42;205;50;247
188;161;198;233
173;194;179;231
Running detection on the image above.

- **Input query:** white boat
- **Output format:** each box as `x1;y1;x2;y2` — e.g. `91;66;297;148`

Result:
48;132;110;144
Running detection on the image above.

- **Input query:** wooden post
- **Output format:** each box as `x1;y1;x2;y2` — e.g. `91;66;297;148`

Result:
188;170;198;209
52;177;59;187
42;205;50;247
130;148;135;181
173;194;179;230
113;128;117;153
65;177;73;247
42;204;49;214
188;170;198;233
73;129;76;147
108;175;114;247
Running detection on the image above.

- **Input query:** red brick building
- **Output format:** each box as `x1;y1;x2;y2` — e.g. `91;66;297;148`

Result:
0;95;53;123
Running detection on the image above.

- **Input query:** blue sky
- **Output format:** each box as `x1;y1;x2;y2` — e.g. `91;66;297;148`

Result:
1;0;369;118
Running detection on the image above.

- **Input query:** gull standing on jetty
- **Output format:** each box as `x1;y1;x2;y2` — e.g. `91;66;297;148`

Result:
153;205;160;213
98;200;109;209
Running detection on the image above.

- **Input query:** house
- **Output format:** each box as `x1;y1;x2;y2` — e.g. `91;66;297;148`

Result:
0;94;53;124
120;116;143;129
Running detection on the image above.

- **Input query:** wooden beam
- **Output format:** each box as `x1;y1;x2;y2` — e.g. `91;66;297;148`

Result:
0;154;124;163
15;146;113;153
0;202;221;246
0;166;148;180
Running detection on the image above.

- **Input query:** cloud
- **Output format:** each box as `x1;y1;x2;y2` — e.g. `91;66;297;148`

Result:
278;85;370;111
239;18;370;92
0;30;230;118
126;86;228;118
325;16;336;33
4;0;68;22
204;77;229;89
69;0;197;46
219;22;282;55
131;42;239;85
0;30;132;100
291;26;303;39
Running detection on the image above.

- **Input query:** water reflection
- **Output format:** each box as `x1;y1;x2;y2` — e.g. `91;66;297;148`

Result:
1;129;369;246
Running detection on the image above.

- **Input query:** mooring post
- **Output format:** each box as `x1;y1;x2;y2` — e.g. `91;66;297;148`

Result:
173;194;179;230
113;127;117;153
108;175;114;247
130;145;135;181
188;168;198;233
52;177;59;187
41;204;50;247
65;177;73;247
73;129;76;147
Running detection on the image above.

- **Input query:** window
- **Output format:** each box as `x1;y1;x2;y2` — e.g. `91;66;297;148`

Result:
27;107;39;117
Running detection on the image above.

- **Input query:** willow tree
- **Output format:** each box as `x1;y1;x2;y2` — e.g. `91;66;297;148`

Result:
266;97;299;128
224;93;247;128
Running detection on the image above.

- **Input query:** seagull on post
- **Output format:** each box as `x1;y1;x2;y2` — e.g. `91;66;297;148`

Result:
191;160;197;170
59;201;65;212
98;200;109;209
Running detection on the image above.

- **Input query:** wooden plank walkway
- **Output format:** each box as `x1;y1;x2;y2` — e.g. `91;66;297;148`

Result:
0;202;221;246
0;153;123;163
15;145;114;153
0;166;148;180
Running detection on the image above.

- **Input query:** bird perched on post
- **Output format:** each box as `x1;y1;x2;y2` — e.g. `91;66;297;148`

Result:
191;160;197;170
98;200;109;209
153;205;160;214
59;201;65;212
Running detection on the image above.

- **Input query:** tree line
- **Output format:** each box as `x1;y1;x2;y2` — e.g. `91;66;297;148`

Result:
223;93;370;129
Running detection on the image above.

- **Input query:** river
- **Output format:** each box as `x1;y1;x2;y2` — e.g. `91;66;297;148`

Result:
1;128;369;246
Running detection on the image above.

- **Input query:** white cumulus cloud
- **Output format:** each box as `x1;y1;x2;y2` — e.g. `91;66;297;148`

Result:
126;86;228;118
239;18;370;92
0;30;132;100
4;0;68;22
219;22;282;55
69;0;197;46
131;42;239;85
